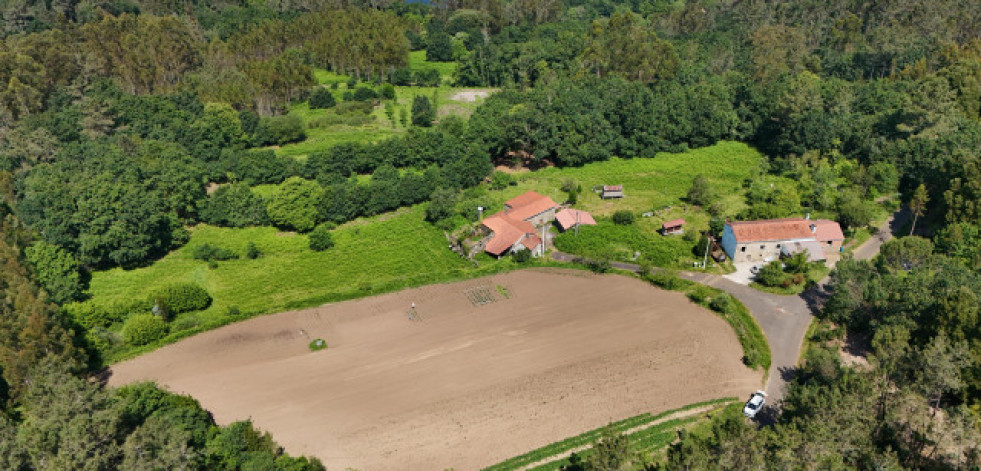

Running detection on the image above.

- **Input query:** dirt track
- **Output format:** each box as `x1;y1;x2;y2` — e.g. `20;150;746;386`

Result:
109;269;759;471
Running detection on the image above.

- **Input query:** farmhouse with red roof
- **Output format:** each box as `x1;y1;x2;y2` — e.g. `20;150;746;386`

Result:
720;217;844;263
481;191;558;257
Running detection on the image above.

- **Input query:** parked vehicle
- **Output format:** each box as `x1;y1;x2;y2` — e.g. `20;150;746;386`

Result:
743;390;767;418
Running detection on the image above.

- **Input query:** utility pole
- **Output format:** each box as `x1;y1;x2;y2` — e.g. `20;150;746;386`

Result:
702;233;711;269
574;210;580;236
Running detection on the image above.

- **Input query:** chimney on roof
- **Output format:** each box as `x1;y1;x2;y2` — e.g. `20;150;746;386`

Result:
810;224;817;233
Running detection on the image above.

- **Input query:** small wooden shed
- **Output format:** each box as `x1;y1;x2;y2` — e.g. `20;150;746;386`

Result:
601;185;624;199
661;218;685;235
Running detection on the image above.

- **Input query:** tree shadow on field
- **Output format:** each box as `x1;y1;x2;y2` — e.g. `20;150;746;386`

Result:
778;365;798;383
799;283;830;316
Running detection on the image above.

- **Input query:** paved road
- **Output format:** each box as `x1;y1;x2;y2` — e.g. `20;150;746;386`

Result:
550;208;905;404
852;207;909;261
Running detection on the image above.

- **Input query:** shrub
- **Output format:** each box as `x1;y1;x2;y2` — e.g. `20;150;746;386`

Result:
254;115;305;146
309;88;336;109
612;210;635;225
687;285;714;303
512;248;532;263
25;241;83;304
411;95;435;127
425;187;458;222
686;174;714;206
756;261;786;287
246;242;261;259
378;83;396;100
586;258;612;273
192;243;239;262
64;299;146;329
566;188;578;205
391;68;412;86
352;86;378;102
709;293;733;313
425;32;453;61
489;171;514;190
309;338;328;351
84;327;114;353
265;177;326;232
200;184;269;227
414;68;441;87
122;314;168;346
654;276;686;296
219;149;297;186
151;283;212;318
308;224;335;252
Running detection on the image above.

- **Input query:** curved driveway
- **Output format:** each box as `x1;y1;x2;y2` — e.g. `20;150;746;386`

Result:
551;208;903;404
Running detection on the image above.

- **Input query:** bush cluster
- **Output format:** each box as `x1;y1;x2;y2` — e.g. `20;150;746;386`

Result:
122;314;169;346
308;224;335;252
151;283;212;318
192;243;239;262
642;271;695;291
63;299;148;329
309;87;336;109
612;210;635;225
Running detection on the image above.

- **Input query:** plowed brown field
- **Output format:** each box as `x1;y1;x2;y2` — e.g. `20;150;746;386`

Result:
109;269;759;470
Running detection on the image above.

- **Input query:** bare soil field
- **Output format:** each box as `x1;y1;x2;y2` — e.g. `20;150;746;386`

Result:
109;269;759;471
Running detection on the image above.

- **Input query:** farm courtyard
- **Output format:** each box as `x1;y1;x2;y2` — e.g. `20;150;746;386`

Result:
108;269;760;471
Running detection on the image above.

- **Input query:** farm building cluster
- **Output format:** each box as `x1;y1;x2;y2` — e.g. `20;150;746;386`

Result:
470;188;846;268
721;218;844;263
477;191;597;257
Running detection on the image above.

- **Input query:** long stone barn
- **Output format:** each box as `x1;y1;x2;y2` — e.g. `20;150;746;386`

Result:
721;218;844;263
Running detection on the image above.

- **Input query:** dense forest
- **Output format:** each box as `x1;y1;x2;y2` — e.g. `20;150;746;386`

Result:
1;0;981;468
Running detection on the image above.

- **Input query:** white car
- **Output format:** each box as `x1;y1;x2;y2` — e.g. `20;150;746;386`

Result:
743;390;766;418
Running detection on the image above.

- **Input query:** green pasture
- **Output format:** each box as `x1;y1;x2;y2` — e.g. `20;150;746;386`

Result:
86;205;513;361
408;50;457;77
271;52;487;158
468;142;763;268
487;141;762;220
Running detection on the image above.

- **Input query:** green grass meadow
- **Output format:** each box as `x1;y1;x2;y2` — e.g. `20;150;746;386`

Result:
474;141;763;268
87;205;517;361
487;141;761;219
86;142;767;361
271;52;490;159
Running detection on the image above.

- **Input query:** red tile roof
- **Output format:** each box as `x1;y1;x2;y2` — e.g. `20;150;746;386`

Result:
521;234;542;251
662;218;686;229
555;209;597;230
482;214;536;255
728;218;815;243
811;219;845;242
603;185;623;191
504;191;558;221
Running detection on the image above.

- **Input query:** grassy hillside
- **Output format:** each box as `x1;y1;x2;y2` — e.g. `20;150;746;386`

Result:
86;205;516;361
85;142;766;360
474;141;765;268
